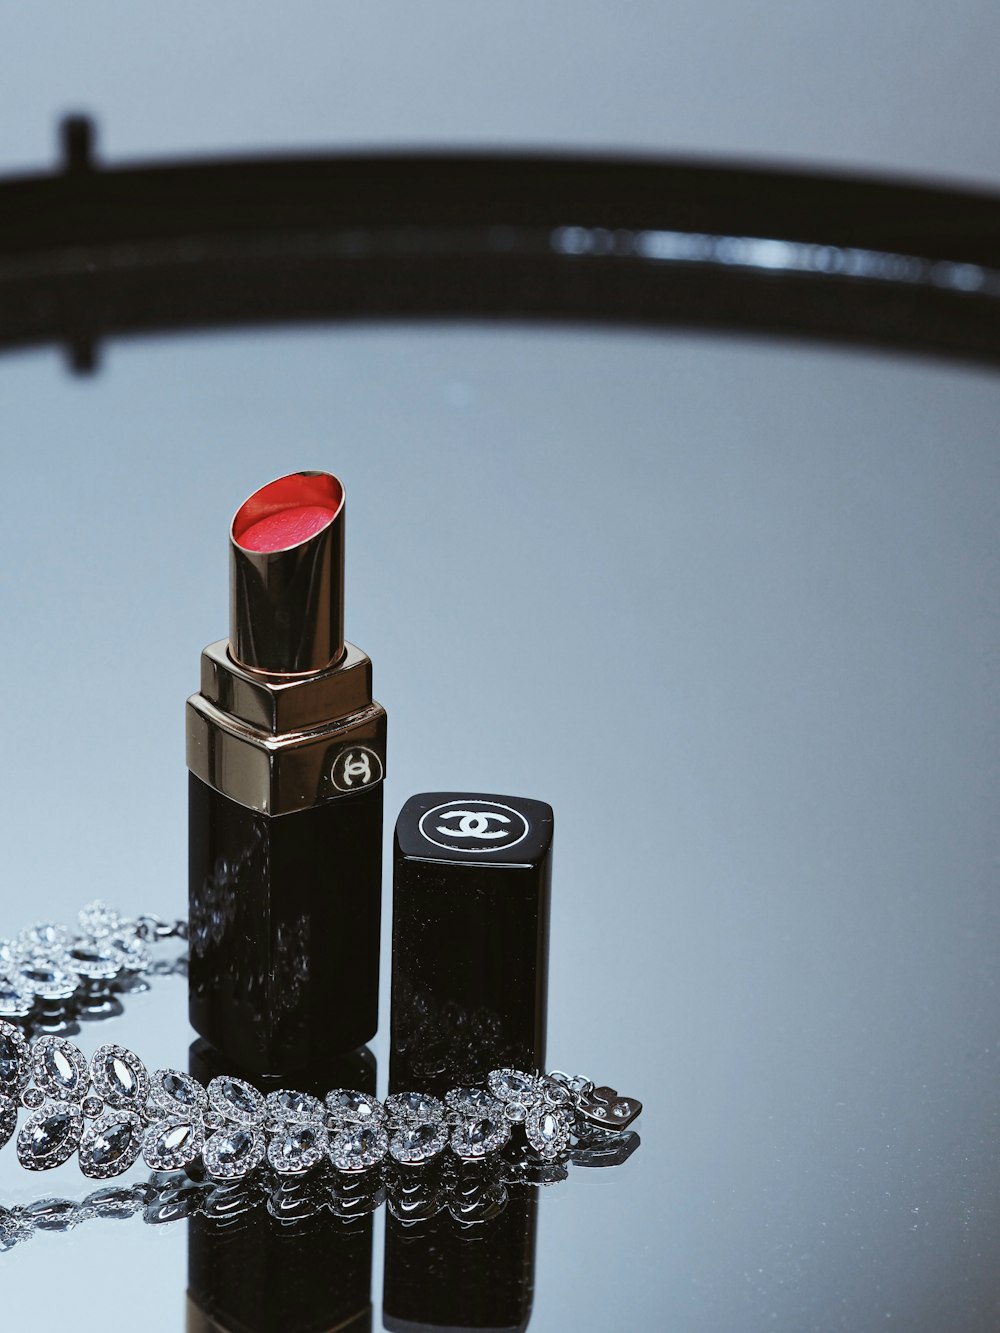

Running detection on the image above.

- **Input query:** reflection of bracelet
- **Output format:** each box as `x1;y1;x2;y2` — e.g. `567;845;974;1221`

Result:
2;1116;640;1254
0;903;642;1186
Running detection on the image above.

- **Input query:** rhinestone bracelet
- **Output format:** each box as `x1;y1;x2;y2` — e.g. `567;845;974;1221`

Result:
0;902;187;1026
0;1025;640;1182
0;904;642;1187
1;1115;641;1254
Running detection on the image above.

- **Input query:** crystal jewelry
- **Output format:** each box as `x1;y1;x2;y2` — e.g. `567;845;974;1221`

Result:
0;905;642;1189
1;1027;640;1182
0;902;187;1025
0;1111;642;1253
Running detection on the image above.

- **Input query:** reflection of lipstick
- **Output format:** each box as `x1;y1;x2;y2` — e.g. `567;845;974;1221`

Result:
187;471;386;1075
188;1180;376;1333
187;1040;377;1333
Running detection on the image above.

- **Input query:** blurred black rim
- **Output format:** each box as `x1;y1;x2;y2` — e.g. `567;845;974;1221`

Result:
2;117;1000;372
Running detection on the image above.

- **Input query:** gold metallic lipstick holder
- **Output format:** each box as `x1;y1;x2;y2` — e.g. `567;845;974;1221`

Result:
186;472;386;816
186;639;386;817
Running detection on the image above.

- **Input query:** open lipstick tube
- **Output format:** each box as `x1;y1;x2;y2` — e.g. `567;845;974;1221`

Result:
186;471;386;1075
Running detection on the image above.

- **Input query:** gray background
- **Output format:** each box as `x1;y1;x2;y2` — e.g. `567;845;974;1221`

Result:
1;0;1000;187
1;4;999;1330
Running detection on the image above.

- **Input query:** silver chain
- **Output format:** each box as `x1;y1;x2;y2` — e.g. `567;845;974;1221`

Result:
134;914;189;944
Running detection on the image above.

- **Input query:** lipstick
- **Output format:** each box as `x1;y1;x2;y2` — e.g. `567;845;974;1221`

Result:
187;470;386;1075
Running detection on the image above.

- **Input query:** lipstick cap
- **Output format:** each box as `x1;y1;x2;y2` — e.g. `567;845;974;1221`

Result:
390;792;554;1097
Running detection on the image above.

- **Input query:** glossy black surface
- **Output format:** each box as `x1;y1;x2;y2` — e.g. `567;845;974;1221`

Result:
383;1175;537;1333
1;133;998;1331
0;323;997;1331
189;774;383;1073
1;126;999;367
391;793;553;1096
188;1044;376;1333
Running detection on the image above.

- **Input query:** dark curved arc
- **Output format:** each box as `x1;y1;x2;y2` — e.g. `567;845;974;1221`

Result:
1;145;999;367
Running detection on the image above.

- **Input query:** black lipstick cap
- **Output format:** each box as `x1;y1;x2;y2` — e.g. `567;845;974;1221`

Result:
390;792;554;1097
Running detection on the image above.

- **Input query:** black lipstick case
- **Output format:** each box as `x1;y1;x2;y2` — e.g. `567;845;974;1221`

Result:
187;472;386;1076
390;791;554;1097
188;773;383;1072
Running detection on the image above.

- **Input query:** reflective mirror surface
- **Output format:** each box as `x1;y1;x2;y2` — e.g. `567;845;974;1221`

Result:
1;323;998;1329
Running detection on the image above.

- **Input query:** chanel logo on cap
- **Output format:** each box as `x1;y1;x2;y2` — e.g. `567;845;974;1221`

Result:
417;799;530;854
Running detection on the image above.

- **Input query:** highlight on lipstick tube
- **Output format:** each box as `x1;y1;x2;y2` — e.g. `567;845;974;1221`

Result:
186;470;386;1076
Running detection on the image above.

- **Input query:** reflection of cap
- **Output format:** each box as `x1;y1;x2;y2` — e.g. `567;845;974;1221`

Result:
383;1177;537;1333
390;791;554;1098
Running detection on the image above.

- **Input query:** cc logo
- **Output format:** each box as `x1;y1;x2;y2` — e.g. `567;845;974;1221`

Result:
330;746;384;792
417;799;530;854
